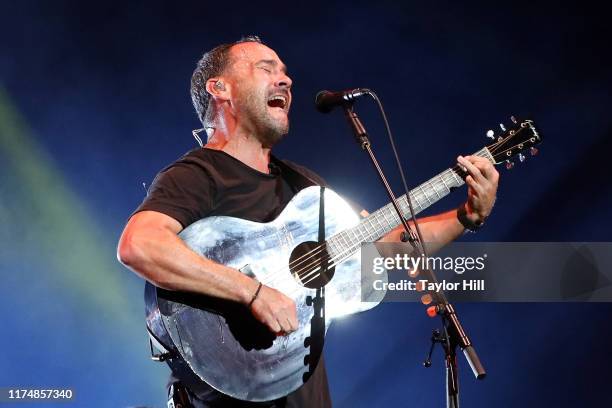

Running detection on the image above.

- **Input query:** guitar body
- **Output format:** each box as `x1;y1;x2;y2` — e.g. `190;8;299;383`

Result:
145;186;387;401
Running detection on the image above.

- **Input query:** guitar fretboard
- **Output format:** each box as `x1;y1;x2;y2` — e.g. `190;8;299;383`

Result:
326;148;493;261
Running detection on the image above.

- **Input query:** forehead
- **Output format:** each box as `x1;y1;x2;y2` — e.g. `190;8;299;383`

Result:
227;42;286;71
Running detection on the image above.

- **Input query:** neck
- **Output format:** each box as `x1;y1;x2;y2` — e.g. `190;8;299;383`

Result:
205;125;272;174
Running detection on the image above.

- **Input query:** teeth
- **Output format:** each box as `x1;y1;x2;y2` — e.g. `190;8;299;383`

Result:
268;95;287;108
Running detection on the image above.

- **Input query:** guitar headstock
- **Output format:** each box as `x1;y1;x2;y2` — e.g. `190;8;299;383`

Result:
485;117;542;169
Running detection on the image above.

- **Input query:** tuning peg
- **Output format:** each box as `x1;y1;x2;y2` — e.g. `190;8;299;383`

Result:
511;115;518;124
486;130;495;139
518;153;526;162
497;136;504;142
505;160;515;170
530;147;539;156
499;123;506;132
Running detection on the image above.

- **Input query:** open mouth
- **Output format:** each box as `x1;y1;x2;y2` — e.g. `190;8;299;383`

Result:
267;94;288;111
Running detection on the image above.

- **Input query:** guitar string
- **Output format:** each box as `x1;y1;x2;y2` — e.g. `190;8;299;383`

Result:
267;147;510;292
290;155;524;293
258;169;465;291
284;148;496;283
258;172;451;286
283;169;467;289
264;142;507;280
268;152;483;283
258;141;515;293
259;150;491;290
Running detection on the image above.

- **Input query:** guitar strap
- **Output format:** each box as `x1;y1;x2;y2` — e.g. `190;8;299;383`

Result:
270;155;323;192
271;157;328;379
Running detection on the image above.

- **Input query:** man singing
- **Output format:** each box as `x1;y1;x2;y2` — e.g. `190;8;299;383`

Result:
117;35;498;407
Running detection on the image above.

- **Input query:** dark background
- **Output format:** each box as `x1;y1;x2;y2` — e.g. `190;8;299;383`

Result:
1;1;611;406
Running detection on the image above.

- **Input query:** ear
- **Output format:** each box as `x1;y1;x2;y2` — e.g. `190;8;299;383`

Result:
205;78;229;100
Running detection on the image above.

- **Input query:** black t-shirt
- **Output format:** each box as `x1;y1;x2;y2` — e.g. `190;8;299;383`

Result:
136;148;325;227
135;147;332;408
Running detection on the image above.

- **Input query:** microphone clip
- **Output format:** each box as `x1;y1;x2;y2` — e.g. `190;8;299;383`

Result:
343;105;370;149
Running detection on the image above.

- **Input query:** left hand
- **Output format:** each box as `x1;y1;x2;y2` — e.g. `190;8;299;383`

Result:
457;155;499;224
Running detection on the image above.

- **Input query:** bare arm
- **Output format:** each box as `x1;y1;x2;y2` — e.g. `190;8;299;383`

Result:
379;155;499;250
379;210;465;252
117;210;297;334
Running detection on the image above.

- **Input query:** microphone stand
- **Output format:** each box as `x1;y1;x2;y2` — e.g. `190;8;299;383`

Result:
342;104;486;408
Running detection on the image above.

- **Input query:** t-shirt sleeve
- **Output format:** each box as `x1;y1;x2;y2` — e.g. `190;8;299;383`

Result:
133;161;215;228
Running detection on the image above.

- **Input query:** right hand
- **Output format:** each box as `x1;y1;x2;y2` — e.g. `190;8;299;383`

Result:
249;284;298;336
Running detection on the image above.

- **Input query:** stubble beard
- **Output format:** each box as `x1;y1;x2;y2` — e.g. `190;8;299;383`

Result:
240;88;289;148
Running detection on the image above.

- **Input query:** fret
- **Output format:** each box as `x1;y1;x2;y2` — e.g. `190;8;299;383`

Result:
348;229;360;248
373;211;385;234
387;205;400;225
399;194;418;221
396;197;407;219
451;170;462;185
362;218;375;242
358;225;369;245
482;147;495;163
383;209;393;232
439;173;450;192
326;240;337;257
364;222;373;242
368;216;379;238
374;214;385;238
353;225;365;244
429;179;442;199
419;184;433;205
327;153;482;263
337;231;350;253
339;230;352;254
326;236;337;259
380;206;390;226
370;217;380;236
409;191;422;212
407;192;422;214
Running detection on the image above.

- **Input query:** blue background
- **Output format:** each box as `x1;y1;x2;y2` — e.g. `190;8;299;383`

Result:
1;1;611;407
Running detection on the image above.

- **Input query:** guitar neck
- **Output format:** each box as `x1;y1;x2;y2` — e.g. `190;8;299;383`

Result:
326;147;493;258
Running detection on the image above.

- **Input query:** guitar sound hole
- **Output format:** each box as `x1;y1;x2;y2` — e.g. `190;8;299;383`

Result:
289;241;335;289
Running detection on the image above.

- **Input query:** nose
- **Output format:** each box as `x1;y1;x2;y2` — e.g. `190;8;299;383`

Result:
276;72;292;89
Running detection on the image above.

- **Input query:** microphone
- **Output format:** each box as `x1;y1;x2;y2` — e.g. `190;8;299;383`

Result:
315;88;371;113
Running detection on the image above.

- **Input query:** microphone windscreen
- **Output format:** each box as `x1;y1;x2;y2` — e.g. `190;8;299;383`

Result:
314;90;334;113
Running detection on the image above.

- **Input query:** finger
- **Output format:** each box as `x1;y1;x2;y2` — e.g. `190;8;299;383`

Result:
277;316;292;334
284;317;297;333
268;318;282;334
458;156;485;183
287;305;298;330
469;164;498;194
282;299;297;330
469;158;498;181
287;315;298;332
465;175;485;196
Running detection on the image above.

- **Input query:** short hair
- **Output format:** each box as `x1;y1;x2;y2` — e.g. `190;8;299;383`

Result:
190;35;263;126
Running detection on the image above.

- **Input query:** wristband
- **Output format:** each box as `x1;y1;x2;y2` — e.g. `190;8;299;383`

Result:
457;203;485;232
248;282;263;308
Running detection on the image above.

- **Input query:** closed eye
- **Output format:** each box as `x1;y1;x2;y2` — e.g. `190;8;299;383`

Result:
258;66;272;73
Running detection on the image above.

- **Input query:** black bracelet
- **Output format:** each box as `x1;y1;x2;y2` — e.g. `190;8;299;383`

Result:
248;282;263;308
457;203;485;232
